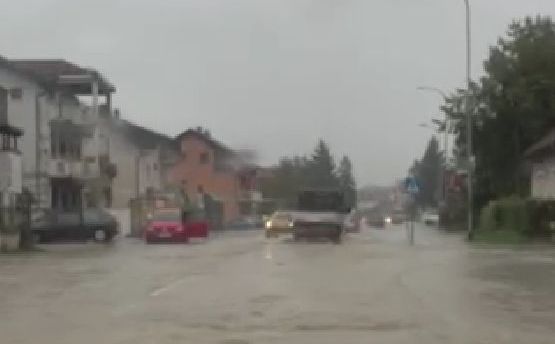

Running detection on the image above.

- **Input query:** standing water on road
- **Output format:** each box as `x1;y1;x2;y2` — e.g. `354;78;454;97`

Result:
2;1;555;343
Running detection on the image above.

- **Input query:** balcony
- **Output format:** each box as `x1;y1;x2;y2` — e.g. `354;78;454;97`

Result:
0;150;22;193
47;158;99;180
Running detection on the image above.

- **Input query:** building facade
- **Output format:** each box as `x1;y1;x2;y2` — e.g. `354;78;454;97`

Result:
0;57;116;212
168;129;257;223
103;116;177;208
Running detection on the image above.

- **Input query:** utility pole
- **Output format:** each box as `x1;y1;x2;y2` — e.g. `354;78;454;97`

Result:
463;0;473;240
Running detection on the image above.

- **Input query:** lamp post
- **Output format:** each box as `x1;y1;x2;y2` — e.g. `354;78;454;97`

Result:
463;0;473;239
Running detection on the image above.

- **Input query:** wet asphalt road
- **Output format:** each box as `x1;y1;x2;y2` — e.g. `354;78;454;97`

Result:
1;224;555;344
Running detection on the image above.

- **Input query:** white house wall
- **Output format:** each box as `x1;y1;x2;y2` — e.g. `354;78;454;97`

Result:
0;151;22;194
138;149;162;195
107;121;140;208
531;158;555;200
0;66;53;206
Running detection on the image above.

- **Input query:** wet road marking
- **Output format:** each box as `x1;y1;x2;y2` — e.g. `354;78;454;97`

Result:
265;242;273;260
150;277;187;297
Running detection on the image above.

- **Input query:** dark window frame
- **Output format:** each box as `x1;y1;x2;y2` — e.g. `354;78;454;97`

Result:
200;152;209;164
9;88;22;100
0;87;7;124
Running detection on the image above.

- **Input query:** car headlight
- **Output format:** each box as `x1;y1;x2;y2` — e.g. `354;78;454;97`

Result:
385;216;392;224
265;220;272;229
288;221;294;228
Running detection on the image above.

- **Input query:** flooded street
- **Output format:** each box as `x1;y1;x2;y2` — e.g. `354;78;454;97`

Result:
1;225;554;344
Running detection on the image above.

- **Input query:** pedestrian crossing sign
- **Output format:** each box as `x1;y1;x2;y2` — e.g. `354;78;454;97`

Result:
405;176;420;195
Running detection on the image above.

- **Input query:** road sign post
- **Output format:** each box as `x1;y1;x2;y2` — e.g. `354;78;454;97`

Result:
404;176;420;246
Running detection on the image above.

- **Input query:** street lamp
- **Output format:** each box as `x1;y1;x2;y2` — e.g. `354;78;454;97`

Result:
463;0;473;239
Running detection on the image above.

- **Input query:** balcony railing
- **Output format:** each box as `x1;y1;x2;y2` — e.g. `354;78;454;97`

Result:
47;158;99;179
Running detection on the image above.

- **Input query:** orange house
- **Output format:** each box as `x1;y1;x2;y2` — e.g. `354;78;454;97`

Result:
168;129;247;223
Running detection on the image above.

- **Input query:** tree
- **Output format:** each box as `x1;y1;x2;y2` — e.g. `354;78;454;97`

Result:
306;139;339;188
259;156;309;207
411;137;443;207
443;16;555;209
338;156;357;207
259;139;343;208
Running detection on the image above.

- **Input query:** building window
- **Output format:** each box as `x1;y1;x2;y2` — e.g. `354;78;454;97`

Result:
56;161;65;174
51;137;57;158
59;140;67;156
51;186;59;209
61;190;69;210
2;135;9;150
75;142;81;159
9;88;22;100
153;163;158;171
200;152;209;164
104;187;112;208
86;192;97;208
72;190;80;208
0;87;7;124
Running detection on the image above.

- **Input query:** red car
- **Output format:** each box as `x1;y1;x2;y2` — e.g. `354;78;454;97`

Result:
144;208;209;243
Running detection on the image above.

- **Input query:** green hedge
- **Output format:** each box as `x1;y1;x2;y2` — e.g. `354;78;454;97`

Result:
479;196;529;233
478;197;555;242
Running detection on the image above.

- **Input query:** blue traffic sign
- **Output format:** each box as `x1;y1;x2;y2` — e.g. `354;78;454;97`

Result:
404;176;420;195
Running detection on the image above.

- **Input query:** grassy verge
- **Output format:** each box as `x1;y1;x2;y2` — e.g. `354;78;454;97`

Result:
472;230;529;244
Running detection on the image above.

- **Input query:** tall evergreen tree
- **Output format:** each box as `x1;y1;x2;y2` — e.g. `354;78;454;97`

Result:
306;139;338;188
338;155;357;207
411;137;443;207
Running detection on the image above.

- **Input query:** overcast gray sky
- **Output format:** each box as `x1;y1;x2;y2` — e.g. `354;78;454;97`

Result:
2;0;555;185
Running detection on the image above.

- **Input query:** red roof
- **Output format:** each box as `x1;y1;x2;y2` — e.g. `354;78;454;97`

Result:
175;129;233;154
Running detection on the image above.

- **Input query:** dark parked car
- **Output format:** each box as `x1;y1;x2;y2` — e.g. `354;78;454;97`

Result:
365;210;386;228
31;208;119;243
390;210;407;224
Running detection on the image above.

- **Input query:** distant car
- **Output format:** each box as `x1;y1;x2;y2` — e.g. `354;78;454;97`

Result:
390;210;407;224
422;210;440;226
366;213;386;228
265;211;294;238
31;208;119;243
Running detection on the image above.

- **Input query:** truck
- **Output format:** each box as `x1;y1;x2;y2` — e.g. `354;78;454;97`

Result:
292;189;350;244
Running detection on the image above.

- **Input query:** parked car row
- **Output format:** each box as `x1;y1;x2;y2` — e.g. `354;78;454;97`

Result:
29;206;440;245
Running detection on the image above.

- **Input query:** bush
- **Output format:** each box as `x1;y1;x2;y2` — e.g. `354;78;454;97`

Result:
479;201;498;232
477;196;530;242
